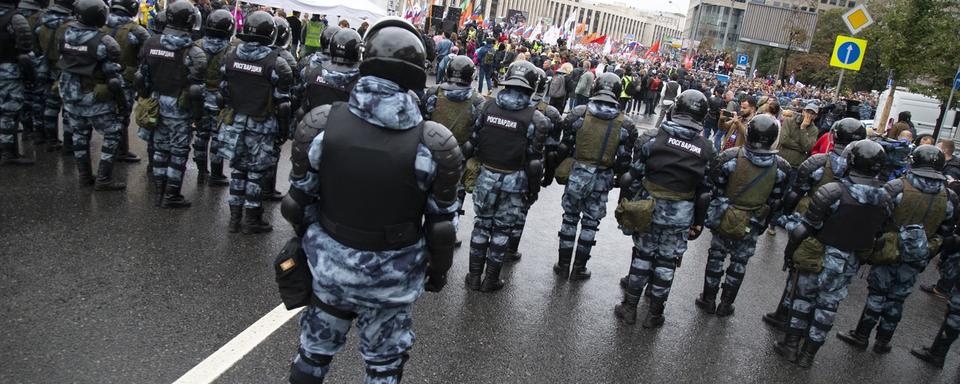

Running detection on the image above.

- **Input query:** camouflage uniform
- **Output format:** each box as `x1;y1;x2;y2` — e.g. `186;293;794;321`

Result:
137;32;206;195
509;99;562;259
217;42;292;210
0;7;31;152
557;101;636;277
101;13;148;161
846;174;957;348
194;35;231;181
15;4;43;143
701;148;790;310
59;25;124;177
36;9;73;151
288;75;462;383
466;88;548;274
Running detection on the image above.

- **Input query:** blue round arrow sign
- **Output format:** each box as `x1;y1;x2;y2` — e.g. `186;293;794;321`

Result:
837;42;861;65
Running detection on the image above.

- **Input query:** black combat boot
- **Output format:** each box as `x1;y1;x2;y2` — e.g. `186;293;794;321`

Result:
695;282;719;314
614;292;641;325
553;248;573;279
873;329;893;354
162;184;192;208
94;161;127;191
76;155;95;186
479;262;505;292
911;325;958;369
116;151;141;163
61;133;74;156
0;144;35;166
715;287;738;317
619;275;628;288
208;160;229;186
228;205;243;233
504;236;522;263
642;296;666;328
762;303;790;330
837;313;872;350
774;331;802;362
569;249;592;281
464;253;485;291
796;339;821;368
243;206;273;234
196;161;209;185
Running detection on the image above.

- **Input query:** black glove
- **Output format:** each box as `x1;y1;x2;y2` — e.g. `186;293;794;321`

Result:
424;268;447;292
688;225;703;240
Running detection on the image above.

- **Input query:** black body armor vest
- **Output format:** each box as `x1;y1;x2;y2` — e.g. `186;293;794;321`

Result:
58;31;104;78
302;65;352;111
644;129;713;195
224;49;277;117
816;185;886;252
142;35;188;97
476;102;534;172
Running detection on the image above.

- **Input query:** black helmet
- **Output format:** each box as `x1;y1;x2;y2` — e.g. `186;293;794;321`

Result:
151;11;166;34
17;0;49;11
832;117;867;147
444;55;475;88
360;17;426;91
75;0;108;28
49;0;72;13
327;28;362;72
273;16;290;47
165;0;197;33
910;144;946;180
110;0;138;17
590;72;622;105
745;114;780;154
532;67;548;97
668;90;709;130
238;11;276;45
843;139;885;178
319;25;341;55
499;60;539;93
203;9;235;39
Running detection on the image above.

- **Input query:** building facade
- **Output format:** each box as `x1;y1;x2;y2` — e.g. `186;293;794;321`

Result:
684;0;861;51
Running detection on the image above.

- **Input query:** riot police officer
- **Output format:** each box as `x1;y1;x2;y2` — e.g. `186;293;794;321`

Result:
0;0;34;165
461;60;550;292
14;0;45;148
911;279;960;368
260;15;298;202
283;17;462;383
614;90;714;327
36;0;74;153
217;11;292;233
837;145;958;353
776;139;893;368
137;0;206;207
762;118;867;330
554;72;637;280
58;0;127;189
193;9;234;186
695;114;791;316
102;0;148;163
420;54;485;246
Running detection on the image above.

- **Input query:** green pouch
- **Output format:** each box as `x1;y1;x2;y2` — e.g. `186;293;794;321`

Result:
615;198;655;234
716;206;754;240
554;157;575;185
463;158;480;193
793;237;825;273
862;232;900;265
134;96;159;130
219;107;235;126
92;83;113;102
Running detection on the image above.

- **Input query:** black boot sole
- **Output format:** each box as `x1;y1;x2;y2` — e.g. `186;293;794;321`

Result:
695;297;716;314
553;263;570;279
836;331;869;350
715;304;735;317
910;348;945;368
614;305;637;325
464;273;481;291
762;313;788;330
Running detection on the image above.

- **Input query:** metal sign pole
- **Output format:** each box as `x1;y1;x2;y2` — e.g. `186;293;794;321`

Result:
836;69;844;97
944;63;960;140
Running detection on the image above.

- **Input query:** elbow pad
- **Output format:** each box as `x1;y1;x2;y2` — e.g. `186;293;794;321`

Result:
281;187;314;236
693;190;712;227
461;140;475;159
18;54;34;83
277;101;292;140
188;84;204;118
426;219;456;274
782;189;804;215
135;71;148;96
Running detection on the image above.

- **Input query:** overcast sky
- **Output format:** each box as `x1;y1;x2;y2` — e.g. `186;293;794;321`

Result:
593;0;690;15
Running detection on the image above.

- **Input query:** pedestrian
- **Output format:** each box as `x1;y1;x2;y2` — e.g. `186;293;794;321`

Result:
101;0;148;164
194;9;235;187
286;11;302;55
356;20;368;37
216;10;292;232
137;1;207;207
911;278;960;368
299;13;326;57
703;88;723;141
776;139;892;368
767;102;820;233
719;96;757;151
837;145;957;354
59;0;128;189
462;60;549;292
554;72;637;280
619;68;633;113
614;90;715;327
546;62;570;113
887;111;916;140
573;60;593;107
476;38;496;95
284;18;462;383
695;115;791;317
0;0;35;165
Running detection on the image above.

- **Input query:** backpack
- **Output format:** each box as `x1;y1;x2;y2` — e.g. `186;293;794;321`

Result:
566;68;584;94
548;74;566;98
482;49;495;66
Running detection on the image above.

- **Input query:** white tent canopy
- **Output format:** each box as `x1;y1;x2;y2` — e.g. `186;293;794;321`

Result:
244;0;387;22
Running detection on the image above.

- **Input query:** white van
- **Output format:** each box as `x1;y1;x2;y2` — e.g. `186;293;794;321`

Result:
873;87;942;136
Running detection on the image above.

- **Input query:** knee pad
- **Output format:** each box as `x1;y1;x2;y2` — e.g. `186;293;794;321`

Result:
365;354;408;380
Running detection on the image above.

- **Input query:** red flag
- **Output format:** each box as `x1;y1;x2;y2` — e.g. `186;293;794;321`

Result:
645;40;660;58
590;35;606;45
459;1;472;27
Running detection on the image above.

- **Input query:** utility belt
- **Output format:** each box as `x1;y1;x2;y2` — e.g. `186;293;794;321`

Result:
319;213;421;252
615;179;695;235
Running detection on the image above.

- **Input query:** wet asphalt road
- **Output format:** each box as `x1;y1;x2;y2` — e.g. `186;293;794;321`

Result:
2;95;959;384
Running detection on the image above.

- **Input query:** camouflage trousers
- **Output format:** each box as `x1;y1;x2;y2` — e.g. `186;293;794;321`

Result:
222;131;277;208
625;224;689;301
856;263;922;336
64;110;120;163
21;81;44;139
152;116;193;188
292;302;413;384
948;285;960;334
703;233;760;295
933;250;960;295
559;185;609;260
192;107;223;168
471;175;526;265
0;78;24;146
508;196;535;254
787;246;861;345
43;79;63;143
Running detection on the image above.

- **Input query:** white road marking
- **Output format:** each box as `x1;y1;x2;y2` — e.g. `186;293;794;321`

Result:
172;303;303;384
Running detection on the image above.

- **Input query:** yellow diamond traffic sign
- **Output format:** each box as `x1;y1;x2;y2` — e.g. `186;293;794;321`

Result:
830;35;868;71
843;4;874;35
